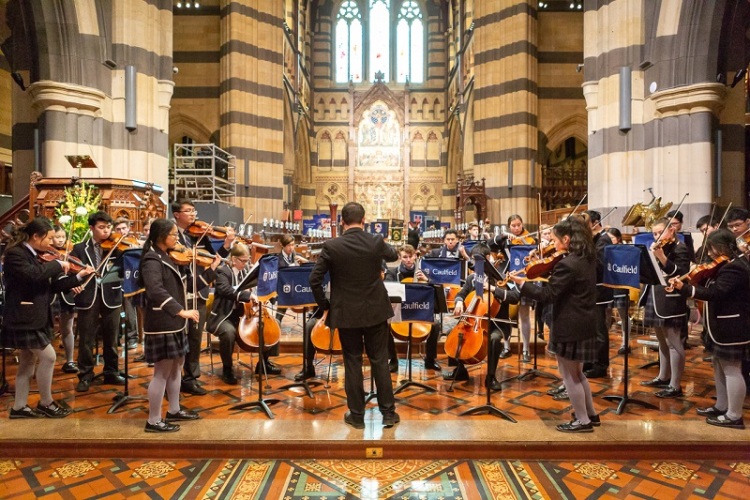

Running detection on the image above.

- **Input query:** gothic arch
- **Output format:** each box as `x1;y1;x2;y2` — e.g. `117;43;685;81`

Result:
544;113;588;153
169;113;213;145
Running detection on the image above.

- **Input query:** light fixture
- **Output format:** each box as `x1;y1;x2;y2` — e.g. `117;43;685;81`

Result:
175;1;200;8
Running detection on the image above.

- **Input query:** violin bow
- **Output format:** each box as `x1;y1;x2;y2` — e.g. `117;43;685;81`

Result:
653;192;689;248
594;206;618;231
537;193;543;255
566;193;588;220
697;202;720;264
189;221;215;311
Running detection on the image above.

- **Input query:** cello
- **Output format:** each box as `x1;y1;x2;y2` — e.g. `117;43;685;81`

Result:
390;276;433;342
444;290;500;365
310;310;341;354
236;299;281;352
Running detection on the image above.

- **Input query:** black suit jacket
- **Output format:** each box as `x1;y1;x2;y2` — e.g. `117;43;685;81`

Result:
593;230;614;304
310;227;399;329
519;253;597;343
681;258;750;346
69;240;123;309
205;264;254;334
1;244;81;331
141;247;189;334
639;241;690;318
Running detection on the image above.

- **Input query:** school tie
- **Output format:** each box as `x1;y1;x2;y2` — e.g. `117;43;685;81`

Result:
94;243;102;269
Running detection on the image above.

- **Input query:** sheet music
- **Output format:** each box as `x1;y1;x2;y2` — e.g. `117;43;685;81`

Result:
233;261;260;291
646;249;667;286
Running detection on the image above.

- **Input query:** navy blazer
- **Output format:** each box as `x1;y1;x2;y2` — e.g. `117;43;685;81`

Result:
639;241;690;318
2;244;81;331
518;252;597;343
141;247;188;334
69;239;123;309
310;227;399;329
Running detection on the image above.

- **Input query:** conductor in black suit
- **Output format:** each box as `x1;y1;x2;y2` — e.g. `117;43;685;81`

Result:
310;202;401;429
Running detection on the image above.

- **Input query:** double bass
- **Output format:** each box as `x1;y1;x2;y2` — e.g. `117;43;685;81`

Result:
236;299;281;352
444;290;500;365
310;310;342;354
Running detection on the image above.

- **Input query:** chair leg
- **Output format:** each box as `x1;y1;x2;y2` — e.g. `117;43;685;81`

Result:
206;330;214;375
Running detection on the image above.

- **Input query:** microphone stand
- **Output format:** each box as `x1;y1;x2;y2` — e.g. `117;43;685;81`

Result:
108;310;147;413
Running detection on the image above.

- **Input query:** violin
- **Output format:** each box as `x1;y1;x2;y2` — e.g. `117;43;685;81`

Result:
444;290;499;365
310;310;342;354
38;250;89;274
652;236;676;251
167;243;217;268
507;230;536;246
523;243;555;264
100;234;141;251
236;300;281;352
186;220;229;240
666;255;730;292
523;250;567;280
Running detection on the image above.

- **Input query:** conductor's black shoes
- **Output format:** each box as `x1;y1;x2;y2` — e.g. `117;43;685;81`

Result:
181;382;207;395
344;411;365;429
382;412;400;427
76;379;91;392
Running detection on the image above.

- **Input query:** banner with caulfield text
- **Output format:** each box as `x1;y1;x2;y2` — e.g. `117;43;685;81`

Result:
419;258;462;285
603;245;641;291
121;248;143;297
256;254;279;301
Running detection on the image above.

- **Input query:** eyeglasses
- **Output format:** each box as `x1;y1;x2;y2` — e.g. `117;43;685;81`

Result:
727;222;746;230
177;209;197;214
234;257;250;264
167;231;179;237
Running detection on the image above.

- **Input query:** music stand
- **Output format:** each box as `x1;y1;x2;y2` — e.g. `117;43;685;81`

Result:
635;244;664;369
108;310;147;413
516;294;559;382
279;305;323;399
459;257;516;422
229;257;279;419
65;155;98;179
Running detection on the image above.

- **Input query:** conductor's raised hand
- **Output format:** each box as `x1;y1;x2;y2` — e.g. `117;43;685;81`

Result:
179;309;200;322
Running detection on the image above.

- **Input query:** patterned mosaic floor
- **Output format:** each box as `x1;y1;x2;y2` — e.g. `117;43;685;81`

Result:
2;457;749;499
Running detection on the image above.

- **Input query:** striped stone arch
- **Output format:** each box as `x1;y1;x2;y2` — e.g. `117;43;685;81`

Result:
543;113;587;154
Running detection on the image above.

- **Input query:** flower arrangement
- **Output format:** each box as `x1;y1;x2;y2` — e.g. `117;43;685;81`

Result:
55;182;102;243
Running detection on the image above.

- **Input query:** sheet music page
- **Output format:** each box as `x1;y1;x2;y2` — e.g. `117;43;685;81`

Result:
646;249;668;286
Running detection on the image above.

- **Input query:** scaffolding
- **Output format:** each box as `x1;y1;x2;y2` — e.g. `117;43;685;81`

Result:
172;143;236;204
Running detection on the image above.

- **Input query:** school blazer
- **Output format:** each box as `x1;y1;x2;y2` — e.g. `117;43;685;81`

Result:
140;248;189;334
205;264;254;334
310;227;399;329
681;259;750;346
1;245;81;331
69;240;123;310
638;241;690;318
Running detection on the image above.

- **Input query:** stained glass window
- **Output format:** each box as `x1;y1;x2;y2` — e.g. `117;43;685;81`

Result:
336;1;362;83
369;0;390;82
396;1;423;83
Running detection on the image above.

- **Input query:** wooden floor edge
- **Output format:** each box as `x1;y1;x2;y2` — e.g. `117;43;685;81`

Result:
3;440;748;461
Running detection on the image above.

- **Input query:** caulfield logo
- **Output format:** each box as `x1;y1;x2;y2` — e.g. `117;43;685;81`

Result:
283;284;292;293
402;301;430;310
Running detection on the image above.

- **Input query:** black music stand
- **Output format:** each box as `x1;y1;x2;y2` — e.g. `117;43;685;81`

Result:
230;257;279;419
279;306;323;398
635;244;664;370
516;296;559;383
108;310;147;413
459;256;516;422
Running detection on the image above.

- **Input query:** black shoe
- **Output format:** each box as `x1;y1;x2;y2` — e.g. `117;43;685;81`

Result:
255;362;282;375
583;368;607;378
487;377;502;392
640;377;670;388
382;412;400;428
344;411;365;429
62;362;79;374
294;368;316;381
617;346;631;355
556;419;594;433
706;415;745;429
221;371;239;385
547;385;566;396
553;390;569;401
388;361;399;373
655;386;683;399
443;366;469;381
521;351;532;363
9;405;43;419
36;401;72;418
696;406;726;417
76;379;91;392
145;420;180;433
134;354;146;363
181;382;208;395
572;412;601;427
498;348;512;359
423;359;441;371
127;341;138;350
103;374;126;385
165;409;201;421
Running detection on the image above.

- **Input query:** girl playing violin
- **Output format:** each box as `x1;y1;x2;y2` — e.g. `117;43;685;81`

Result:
139;218;203;432
205;243;259;384
638;217;690;399
491;214;537;363
1;218;95;419
669;229;750;429
508;216;599;433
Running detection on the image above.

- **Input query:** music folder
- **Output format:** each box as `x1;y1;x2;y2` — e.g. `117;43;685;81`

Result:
636;244;667;286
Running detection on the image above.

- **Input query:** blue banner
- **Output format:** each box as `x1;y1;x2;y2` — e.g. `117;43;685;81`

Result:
632;232;685;247
400;284;435;322
410;211;427;232
462;240;479;254
303;219;317;236
508;245;536;274
420;258;462;285
256;254;279;301
473;254;485;297
122;248;143;297
603;245;641;291
277;265;318;308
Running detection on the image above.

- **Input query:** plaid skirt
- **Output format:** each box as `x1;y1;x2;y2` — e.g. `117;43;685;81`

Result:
705;337;750;362
0;327;52;350
548;336;597;363
642;292;686;329
144;330;189;364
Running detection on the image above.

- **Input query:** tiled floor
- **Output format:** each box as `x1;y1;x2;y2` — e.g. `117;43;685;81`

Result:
0;313;748;498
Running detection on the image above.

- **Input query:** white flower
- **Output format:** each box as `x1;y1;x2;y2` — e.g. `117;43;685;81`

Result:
75;206;88;216
58;215;72;224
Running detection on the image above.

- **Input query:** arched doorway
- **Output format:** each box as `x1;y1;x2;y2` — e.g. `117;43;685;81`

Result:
542;136;587;210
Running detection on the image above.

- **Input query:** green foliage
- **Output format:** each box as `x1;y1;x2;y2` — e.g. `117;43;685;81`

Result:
54;182;102;243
